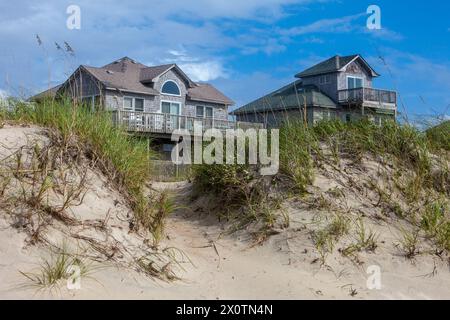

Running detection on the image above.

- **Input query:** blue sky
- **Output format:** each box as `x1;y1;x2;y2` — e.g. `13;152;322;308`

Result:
0;0;449;117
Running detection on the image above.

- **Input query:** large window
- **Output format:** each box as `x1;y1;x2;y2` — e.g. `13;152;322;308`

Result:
161;80;181;96
347;76;363;89
123;97;145;112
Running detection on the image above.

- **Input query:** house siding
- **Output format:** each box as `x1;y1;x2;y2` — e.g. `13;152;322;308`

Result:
302;73;339;103
236;108;315;128
185;101;228;120
153;69;188;114
233;56;396;128
100;69;228;120
337;60;373;91
301;60;373;104
64;69;102;100
104;90;156;112
99;70;228;120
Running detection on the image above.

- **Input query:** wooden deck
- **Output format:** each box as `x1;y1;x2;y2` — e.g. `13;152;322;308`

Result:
338;88;397;110
111;110;264;134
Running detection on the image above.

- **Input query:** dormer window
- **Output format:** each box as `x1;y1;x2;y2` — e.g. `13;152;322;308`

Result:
161;80;181;96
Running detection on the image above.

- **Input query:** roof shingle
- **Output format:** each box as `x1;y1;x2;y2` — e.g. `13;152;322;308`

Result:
59;57;233;105
188;83;234;105
231;81;336;115
295;55;358;78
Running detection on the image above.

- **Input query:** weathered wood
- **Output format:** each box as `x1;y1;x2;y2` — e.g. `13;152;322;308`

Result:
338;88;397;110
111;110;263;134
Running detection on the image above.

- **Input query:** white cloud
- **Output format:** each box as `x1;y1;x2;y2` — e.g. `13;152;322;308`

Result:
278;12;403;42
280;13;365;36
363;28;404;41
0;0;314;93
180;61;228;82
163;49;228;81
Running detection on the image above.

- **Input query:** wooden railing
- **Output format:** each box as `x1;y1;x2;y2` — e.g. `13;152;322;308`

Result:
111;110;264;134
338;88;397;109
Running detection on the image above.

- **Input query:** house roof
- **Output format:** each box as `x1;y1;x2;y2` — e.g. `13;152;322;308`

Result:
188;83;234;105
295;54;380;78
139;64;175;83
29;84;62;101
231;81;336;115
81;57;160;95
57;57;232;105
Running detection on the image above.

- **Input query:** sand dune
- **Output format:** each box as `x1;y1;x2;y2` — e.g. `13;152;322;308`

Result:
0;125;449;300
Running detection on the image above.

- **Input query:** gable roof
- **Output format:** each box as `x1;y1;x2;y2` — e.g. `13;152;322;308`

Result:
188;83;234;105
56;57;232;104
231;81;336;115
29;84;62;101
140;64;196;88
139;64;174;83
295;54;380;78
82;62;160;96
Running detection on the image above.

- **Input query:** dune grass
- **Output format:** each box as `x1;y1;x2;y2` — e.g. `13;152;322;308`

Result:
19;244;93;291
192;117;449;250
426;120;450;151
1;98;165;238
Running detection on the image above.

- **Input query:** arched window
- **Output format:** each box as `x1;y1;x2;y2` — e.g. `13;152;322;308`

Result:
161;80;181;96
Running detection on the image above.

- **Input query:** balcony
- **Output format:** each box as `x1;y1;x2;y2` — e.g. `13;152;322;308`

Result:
338;88;397;110
111;110;264;134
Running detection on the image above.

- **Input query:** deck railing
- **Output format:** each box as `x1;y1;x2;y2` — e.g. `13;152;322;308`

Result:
338;88;397;109
111;110;263;134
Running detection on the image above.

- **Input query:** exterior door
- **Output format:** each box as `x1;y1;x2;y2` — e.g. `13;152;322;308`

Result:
347;77;363;100
161;101;180;131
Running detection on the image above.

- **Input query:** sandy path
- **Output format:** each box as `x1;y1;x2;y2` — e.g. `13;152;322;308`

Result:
1;180;449;300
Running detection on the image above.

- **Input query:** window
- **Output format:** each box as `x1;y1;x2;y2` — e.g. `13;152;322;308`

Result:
134;98;144;112
347;76;363;89
319;75;331;85
345;114;351;123
161;101;180;115
124;97;145;112
205;107;213;118
196;106;214;118
124;97;133;110
161;80;181;96
196;106;204;118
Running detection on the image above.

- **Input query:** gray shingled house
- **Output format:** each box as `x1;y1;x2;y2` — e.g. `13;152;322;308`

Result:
231;54;397;127
41;57;240;137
